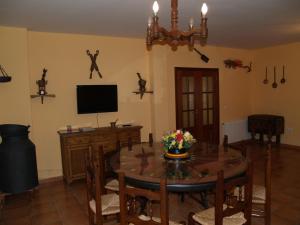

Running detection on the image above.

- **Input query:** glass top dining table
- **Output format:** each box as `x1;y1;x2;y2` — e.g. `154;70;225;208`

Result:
110;142;247;192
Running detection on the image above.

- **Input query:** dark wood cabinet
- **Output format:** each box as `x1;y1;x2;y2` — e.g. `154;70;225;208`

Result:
58;126;142;184
248;114;284;144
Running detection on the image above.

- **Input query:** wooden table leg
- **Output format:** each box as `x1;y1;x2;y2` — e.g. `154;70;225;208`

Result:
276;135;281;145
259;133;264;145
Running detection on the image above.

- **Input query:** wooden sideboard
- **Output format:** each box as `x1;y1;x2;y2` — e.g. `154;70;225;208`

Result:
58;126;142;184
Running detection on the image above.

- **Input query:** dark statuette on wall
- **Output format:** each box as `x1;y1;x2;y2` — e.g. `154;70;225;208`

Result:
132;72;153;99
86;50;102;79
224;59;252;72
30;68;56;104
0;65;12;83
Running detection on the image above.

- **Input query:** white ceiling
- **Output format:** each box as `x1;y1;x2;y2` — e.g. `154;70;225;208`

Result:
0;0;300;49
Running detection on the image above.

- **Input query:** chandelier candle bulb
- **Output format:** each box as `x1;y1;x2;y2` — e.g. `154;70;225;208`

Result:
189;18;194;29
201;3;208;17
148;17;152;27
153;1;159;15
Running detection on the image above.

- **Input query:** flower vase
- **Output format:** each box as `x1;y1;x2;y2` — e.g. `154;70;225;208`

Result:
164;148;189;160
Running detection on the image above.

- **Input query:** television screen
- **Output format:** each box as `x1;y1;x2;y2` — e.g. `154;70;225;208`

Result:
76;85;118;114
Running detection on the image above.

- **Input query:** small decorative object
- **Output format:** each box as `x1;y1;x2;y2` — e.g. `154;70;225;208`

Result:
30;68;56;104
0;65;12;83
272;66;278;89
263;67;268;84
193;48;209;63
110;118;118;128
224;59;252;72
280;65;286;84
162;130;196;159
132;72;153;99
86;50;102;79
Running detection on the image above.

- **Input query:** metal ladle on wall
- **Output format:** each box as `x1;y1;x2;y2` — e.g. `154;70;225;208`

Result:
263;67;268;84
272;66;278;88
280;65;286;84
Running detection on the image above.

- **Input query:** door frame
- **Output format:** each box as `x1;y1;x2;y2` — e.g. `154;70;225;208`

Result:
174;67;220;144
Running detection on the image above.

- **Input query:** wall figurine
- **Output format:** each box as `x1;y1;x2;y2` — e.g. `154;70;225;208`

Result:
193;48;209;63
224;59;252;72
132;72;153;99
30;68;55;104
86;50;102;79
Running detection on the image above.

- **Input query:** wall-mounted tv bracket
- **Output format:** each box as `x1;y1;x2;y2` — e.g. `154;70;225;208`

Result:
132;72;153;99
86;50;102;79
0;65;12;83
30;68;55;104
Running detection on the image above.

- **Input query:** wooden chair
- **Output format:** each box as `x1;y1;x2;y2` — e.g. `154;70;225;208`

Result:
118;172;183;225
231;142;271;225
246;143;271;225
223;135;248;157
104;139;137;192
85;146;120;225
188;161;253;225
104;140;121;192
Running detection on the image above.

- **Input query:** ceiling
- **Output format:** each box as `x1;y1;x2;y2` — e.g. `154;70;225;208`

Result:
1;0;300;49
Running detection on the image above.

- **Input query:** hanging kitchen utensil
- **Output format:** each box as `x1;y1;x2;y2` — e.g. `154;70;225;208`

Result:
263;67;268;84
280;65;286;84
272;66;278;88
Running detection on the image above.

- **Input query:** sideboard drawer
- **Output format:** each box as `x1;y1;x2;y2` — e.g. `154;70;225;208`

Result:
65;136;90;145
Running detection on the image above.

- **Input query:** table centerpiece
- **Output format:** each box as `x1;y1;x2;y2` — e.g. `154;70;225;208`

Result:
162;130;196;159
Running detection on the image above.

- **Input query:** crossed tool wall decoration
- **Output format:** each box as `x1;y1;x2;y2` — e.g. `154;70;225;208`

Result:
86;50;102;79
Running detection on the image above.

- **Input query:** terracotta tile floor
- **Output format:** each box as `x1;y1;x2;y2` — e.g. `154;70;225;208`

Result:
1;142;300;225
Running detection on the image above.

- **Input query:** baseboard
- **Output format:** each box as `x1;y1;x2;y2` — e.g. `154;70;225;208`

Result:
39;176;64;186
279;143;300;150
232;139;300;150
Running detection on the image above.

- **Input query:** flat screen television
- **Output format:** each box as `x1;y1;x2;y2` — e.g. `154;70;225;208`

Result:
76;85;118;114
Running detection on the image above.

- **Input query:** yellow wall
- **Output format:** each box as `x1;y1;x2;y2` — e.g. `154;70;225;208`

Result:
0;26;32;125
2;25;299;180
27;32;152;178
149;45;253;140
251;42;300;145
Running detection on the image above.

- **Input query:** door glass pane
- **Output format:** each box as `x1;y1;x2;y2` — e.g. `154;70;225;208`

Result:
188;94;194;110
188;77;194;92
208;93;214;108
182;94;188;110
209;110;213;124
189;111;195;127
208;76;214;91
182;77;188;92
202;94;207;109
202;77;207;92
203;110;208;125
183;111;188;128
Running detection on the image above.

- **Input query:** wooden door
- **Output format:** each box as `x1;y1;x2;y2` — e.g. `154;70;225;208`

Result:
175;67;219;144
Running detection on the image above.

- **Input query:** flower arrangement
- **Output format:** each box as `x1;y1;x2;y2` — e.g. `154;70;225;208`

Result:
162;130;196;152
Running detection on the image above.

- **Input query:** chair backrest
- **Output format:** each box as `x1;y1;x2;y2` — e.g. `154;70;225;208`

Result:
85;145;106;224
223;135;248;158
102;141;121;180
264;143;272;225
215;161;253;225
118;172;169;225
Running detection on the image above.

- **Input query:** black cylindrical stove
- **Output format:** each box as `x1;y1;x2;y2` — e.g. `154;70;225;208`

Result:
0;124;39;194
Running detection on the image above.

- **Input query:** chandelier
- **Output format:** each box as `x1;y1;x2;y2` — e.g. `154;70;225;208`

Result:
146;0;208;50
